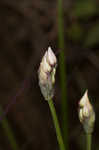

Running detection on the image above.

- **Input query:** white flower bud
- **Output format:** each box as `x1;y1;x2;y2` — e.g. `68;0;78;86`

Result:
41;52;51;73
78;90;95;134
46;47;57;65
38;47;57;100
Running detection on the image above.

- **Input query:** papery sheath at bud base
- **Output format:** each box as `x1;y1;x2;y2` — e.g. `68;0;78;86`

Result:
78;90;95;134
38;47;57;100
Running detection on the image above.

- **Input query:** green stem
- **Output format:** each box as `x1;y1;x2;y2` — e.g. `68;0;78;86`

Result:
86;134;92;150
48;99;65;150
58;0;68;148
0;106;19;150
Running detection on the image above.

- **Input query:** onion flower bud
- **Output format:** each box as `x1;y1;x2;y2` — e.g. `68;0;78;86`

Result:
38;47;57;100
78;90;95;134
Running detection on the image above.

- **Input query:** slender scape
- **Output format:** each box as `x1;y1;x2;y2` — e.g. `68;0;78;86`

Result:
58;0;68;148
48;99;65;150
38;47;65;150
86;134;92;150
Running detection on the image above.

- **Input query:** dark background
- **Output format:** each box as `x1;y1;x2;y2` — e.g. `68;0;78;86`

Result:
0;0;99;150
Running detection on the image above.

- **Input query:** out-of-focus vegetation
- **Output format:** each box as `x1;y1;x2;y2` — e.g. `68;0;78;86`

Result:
67;0;99;47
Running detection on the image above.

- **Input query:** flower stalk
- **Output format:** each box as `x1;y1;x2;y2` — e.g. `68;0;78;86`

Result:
38;47;65;150
78;90;95;150
86;134;92;150
48;99;65;150
57;0;68;148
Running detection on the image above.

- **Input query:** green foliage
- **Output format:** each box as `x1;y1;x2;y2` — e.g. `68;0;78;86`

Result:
84;23;99;47
68;0;99;48
72;0;97;19
67;23;84;42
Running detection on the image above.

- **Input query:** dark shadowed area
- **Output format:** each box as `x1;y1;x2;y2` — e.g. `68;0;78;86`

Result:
0;0;99;150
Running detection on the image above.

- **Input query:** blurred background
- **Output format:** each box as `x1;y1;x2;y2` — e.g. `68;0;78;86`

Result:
0;0;99;149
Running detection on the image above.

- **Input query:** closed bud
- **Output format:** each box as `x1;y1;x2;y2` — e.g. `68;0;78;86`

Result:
78;90;95;134
46;47;57;65
38;47;57;100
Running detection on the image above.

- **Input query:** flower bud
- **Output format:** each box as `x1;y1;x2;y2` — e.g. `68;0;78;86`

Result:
78;90;95;134
38;47;57;100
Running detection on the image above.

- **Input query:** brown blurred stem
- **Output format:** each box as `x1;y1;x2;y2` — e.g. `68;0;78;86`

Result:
58;0;68;149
